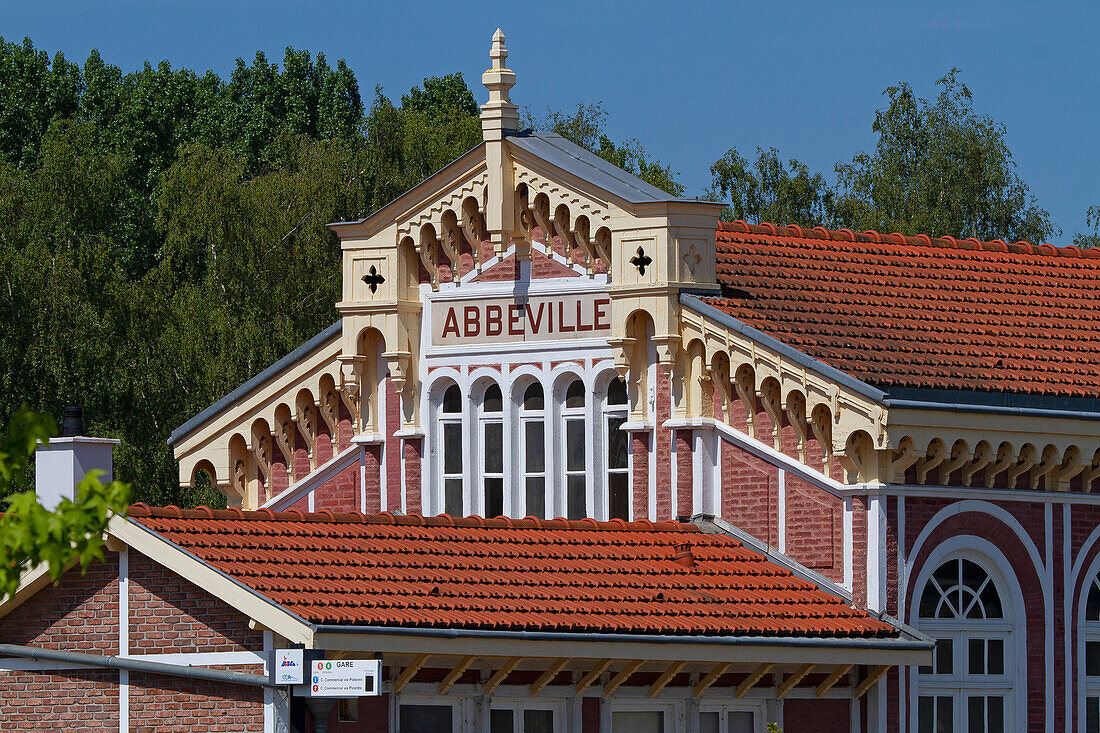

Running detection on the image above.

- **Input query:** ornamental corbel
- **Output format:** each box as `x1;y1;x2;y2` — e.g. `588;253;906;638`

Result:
606;337;637;379
338;355;363;432
383;350;413;396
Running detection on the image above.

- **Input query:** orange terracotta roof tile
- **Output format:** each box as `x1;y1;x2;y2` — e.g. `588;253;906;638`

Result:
709;221;1100;398
128;504;895;639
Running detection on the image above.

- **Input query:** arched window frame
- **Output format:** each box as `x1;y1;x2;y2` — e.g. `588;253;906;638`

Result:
602;374;630;520
516;379;548;519
1083;573;1100;732
556;375;588;520
435;382;464;517
477;381;505;518
912;547;1019;733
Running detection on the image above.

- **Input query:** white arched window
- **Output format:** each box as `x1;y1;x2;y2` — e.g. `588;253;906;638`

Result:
561;379;587;520
1084;575;1100;732
480;383;504;518
604;376;630;520
520;382;546;518
440;384;463;516
916;557;1012;733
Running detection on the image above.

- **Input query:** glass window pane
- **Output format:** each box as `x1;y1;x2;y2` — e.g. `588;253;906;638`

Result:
961;559;984;591
525;421;545;472
1087;697;1100;733
988;696;1004;733
566;379;585;408
979;574;1003;618
443;385;461;413
566;420;585;471
934;638;952;675
526;477;545;518
485;477;503;518
968;696;985;732
523;382;544;411
523;709;554;733
484;422;503;473
444;423;463;474
490;709;514;733
401;704;454;733
483;384;503;412
918;696;934;733
969;638;985;675
609;473;629;521
608;377;628;405
919;582;940;619
936;696;952;733
728;711;755;733
988;638;1004;675
608;416;628;469
1088;582;1100;621
1088;641;1100;676
612;711;663;733
445;478;463;516
567;475;586;520
699;711;719;733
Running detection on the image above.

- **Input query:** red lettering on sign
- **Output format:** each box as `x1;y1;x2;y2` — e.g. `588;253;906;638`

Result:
576;300;593;332
442;307;461;338
464;306;480;337
508;305;524;336
486;305;503;336
594;298;611;330
558;301;574;332
526;302;546;334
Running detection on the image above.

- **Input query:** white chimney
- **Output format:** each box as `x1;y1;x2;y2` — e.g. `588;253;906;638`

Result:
35;406;120;509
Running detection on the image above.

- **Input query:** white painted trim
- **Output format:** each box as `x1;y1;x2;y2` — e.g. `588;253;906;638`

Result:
843;498;854;593
898;495;907;732
261;443;360;512
1074;530;1100;733
1063;503;1072;733
777;469;787;554
358;445;367;513
263;630;275;733
107;517;313;646
874;483;1100;506
1047;502;1056;733
907;536;1028;733
711;420;849;498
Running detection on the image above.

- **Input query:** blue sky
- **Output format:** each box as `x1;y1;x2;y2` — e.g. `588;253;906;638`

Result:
2;1;1097;240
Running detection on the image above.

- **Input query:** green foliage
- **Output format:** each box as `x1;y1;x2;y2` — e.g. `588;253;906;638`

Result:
530;102;684;196
0;406;130;599
709;70;1061;244
765;724;782;733
1074;206;1100;248
707;147;833;227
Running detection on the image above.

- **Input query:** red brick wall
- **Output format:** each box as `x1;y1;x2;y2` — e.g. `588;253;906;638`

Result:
128;550;262;654
783;698;850;732
722;443;779;547
386;374;402;513
676;429;693;519
654;366;673;521
129;672;264;732
632;432;650;520
785;473;842;583
404;437;423;515
313;463;361;514
582;697;600;732
0;554;118;652
0;669;119;731
320;694;389;732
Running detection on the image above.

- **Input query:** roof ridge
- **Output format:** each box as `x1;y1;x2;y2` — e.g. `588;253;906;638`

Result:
128;503;695;532
718;220;1100;260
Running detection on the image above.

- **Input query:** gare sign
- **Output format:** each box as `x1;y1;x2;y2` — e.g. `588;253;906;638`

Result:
299;658;382;697
433;292;612;345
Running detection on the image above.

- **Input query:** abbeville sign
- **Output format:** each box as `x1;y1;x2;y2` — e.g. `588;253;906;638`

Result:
432;292;612;345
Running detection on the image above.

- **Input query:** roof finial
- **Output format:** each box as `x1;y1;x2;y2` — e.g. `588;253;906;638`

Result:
481;28;519;140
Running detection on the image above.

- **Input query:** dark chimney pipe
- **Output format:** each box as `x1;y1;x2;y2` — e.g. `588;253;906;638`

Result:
62;405;85;437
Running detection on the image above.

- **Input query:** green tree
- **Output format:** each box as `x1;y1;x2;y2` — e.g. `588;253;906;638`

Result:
707;147;833;227
0;406;130;598
1074;206;1100;248
530;102;684;196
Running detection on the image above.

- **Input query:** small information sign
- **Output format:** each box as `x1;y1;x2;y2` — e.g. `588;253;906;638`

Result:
307;659;381;697
272;648;305;685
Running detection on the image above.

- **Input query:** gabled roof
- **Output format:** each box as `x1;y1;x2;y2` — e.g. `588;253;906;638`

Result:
709;220;1100;399
128;504;896;639
508;132;688;205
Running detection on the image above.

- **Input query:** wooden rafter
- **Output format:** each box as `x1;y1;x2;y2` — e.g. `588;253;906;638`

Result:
776;664;815;699
815;664;853;698
604;660;644;697
439;655;476;694
853;665;891;699
531;658;570;697
483;657;522;695
648;661;685;697
735;663;774;698
393;654;429;693
693;662;731;698
575;659;612;695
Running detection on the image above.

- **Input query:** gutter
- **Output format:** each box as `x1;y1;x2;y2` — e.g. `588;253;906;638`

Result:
310;624;932;651
882;398;1100;423
679;293;887;403
0;644;273;688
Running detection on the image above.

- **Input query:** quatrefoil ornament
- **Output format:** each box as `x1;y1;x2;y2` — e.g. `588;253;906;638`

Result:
362;265;385;294
630;247;652;275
